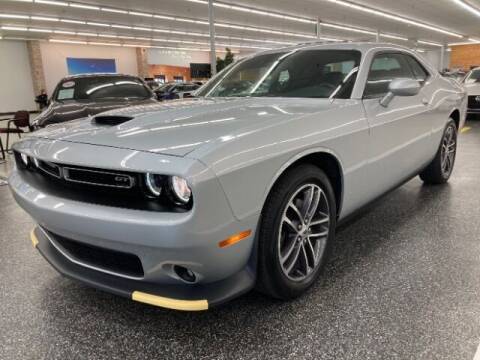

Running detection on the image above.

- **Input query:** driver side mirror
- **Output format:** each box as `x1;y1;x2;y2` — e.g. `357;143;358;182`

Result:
380;78;421;107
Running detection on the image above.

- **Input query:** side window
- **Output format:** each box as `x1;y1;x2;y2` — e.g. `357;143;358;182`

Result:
405;55;429;82
364;53;415;98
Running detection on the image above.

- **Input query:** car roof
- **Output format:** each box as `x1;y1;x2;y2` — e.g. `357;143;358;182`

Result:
251;41;415;57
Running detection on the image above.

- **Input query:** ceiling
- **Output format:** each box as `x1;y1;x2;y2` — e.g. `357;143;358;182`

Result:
0;0;479;52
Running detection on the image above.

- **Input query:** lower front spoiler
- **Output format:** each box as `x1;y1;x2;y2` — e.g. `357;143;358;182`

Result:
30;227;256;311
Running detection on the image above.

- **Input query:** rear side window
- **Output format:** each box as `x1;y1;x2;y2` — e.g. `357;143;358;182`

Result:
363;53;415;98
405;55;429;82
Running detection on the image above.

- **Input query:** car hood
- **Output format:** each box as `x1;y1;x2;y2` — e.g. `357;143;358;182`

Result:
465;82;480;95
34;98;158;127
32;97;342;157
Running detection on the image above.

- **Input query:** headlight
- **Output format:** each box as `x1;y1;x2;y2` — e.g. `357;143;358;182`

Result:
20;153;29;166
145;173;162;197
170;176;192;204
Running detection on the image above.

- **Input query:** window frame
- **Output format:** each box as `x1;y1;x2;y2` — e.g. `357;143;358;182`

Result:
362;51;430;99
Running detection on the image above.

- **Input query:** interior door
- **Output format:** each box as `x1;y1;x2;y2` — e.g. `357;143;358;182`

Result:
362;52;433;197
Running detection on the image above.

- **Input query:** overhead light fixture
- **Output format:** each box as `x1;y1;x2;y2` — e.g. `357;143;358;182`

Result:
0;14;29;19
77;32;97;36
321;22;376;35
31;16;59;21
69;3;99;10
111;24;132;29
89;41;121;46
451;0;480;17
29;28;52;32
100;7;128;14
128;11;153;17
1;26;28;31
60;19;86;24
54;30;76;34
50;39;87;44
87;22;110;27
417;40;443;47
35;0;68;6
323;0;463;38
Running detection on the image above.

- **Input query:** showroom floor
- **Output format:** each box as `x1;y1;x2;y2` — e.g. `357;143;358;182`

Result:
1;121;479;360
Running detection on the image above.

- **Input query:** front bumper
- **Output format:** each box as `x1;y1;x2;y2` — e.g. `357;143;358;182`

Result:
10;138;260;309
30;227;255;310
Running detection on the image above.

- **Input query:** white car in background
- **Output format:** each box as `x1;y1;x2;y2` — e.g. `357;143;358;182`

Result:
463;67;480;115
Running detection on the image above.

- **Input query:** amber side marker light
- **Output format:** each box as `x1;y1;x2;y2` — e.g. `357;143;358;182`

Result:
219;230;252;248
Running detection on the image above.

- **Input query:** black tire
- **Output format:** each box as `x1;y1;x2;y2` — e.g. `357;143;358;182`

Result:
420;119;458;185
256;164;336;300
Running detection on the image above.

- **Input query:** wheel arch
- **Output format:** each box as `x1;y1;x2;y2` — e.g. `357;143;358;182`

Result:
449;109;460;129
263;148;344;218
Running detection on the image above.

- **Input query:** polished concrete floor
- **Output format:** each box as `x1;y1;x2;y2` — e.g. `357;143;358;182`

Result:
1;121;480;360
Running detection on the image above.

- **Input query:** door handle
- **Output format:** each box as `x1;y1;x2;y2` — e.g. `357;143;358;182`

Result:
421;98;429;105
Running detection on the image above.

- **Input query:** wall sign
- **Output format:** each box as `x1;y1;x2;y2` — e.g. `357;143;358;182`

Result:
67;58;116;75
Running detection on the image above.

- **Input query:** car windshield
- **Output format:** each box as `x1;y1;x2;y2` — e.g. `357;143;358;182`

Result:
466;70;480;83
55;76;151;101
197;49;361;98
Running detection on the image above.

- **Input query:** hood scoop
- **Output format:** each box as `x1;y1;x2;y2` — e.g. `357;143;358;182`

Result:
94;115;134;126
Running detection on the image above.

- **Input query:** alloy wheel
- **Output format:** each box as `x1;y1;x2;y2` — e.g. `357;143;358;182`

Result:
278;183;330;282
440;125;456;178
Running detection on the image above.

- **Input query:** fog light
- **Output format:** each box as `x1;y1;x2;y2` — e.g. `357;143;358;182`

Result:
173;265;196;283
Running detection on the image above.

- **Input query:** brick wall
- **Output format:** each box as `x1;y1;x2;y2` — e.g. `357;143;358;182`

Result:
148;64;191;82
450;44;480;71
26;40;46;97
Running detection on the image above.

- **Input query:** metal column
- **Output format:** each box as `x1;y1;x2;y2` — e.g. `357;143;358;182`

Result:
208;0;217;76
316;18;321;39
440;46;445;71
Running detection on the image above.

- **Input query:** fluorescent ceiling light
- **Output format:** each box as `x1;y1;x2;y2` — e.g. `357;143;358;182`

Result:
0;14;29;19
128;11;152;17
87;22;110;27
29;28;53;32
31;16;59;21
321;22;376;35
69;3;99;10
50;39;87;44
89;42;121;46
1;26;28;31
417;40;443;47
98;34;118;38
323;0;463;38
101;7;128;14
61;19;85;24
54;30;76;34
77;32;97;36
111;25;132;29
35;0;68;6
451;0;480;17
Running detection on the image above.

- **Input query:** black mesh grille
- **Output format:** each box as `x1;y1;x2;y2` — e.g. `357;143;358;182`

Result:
47;230;144;278
468;96;480;109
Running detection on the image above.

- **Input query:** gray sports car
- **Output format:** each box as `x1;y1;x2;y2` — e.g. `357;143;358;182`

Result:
9;43;466;311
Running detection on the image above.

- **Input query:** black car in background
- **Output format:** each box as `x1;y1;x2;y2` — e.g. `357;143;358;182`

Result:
33;74;158;128
154;82;200;101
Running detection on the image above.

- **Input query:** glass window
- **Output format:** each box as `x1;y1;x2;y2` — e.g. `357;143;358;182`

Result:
197;50;361;99
465;69;480;84
405;55;429;82
364;53;415;98
55;76;151;101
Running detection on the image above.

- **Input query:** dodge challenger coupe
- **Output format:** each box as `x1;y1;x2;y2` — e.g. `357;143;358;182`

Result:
9;43;466;311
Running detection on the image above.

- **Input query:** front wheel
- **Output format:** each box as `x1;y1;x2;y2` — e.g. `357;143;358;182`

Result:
420;119;458;185
256;164;336;300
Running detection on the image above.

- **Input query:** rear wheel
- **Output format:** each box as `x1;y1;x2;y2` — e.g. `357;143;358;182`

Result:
256;164;336;299
420;119;458;184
